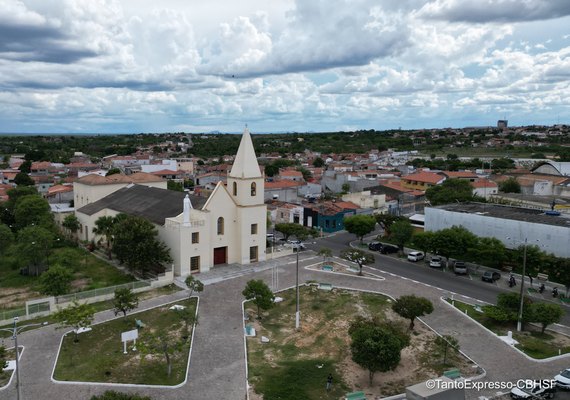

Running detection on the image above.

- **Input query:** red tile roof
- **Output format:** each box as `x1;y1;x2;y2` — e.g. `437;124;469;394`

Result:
335;201;359;210
403;171;444;185
265;180;305;189
442;171;478;178
471;179;498;188
280;170;303;177
76;172;164;185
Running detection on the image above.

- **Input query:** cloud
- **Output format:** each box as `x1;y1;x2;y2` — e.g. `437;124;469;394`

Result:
418;0;570;23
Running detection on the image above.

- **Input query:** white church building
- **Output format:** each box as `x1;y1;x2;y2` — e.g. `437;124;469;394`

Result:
74;128;267;276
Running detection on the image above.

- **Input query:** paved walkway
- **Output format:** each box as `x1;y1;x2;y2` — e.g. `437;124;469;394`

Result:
2;252;570;400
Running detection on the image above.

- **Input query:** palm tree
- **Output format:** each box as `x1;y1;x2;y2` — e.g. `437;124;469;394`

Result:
92;216;115;259
62;214;80;242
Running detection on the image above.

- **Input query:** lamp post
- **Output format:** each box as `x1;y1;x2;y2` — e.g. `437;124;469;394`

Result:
0;317;48;400
517;238;527;332
295;243;300;330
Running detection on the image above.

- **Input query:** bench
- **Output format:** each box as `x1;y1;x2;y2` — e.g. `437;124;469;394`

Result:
443;368;461;379
135;319;146;329
537;273;549;281
345;391;366;400
318;283;333;291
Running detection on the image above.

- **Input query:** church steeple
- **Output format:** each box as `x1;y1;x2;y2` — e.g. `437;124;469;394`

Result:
229;127;261;179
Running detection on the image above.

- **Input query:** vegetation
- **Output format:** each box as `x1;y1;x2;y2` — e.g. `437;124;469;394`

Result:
93;216;116;259
39;265;74;296
242;279;275;318
317;247;333;263
426;179;479;206
532;303;564;334
343;214;376;243
54;298;197;385
340;248;375;276
274;223;312;241
90;391;152;400
390;220;414;252
113;287;139;317
375;214;405;237
52;301;96;343
499;177;521;193
392;295;434;331
184;275;204;297
349;317;410;384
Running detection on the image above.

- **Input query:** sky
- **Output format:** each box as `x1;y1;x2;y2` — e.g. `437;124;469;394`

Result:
0;0;569;134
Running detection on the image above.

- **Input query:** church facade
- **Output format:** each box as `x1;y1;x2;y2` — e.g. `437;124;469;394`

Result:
74;128;267;276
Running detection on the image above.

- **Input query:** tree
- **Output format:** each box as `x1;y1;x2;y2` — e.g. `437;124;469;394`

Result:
411;231;436;255
317;247;333;263
0;345;7;374
297;166;312;181
106;168;121;176
392;295;434;330
242;279;275;318
18;160;32;173
483;292;534;326
113;287;139;317
312;157;325;168
467;237;506;269
62;214;80;241
374;214;401;237
90;391;152;400
499;177;521;193
341;183;351;194
349;319;409;385
175;306;198;339
431;226;478;263
167;180;184;192
531;303;564;334
390;220;413;252
0;224;14;253
184;275;204;297
275;223;308;241
93;216;116;259
14;171;35;186
112;215;172;276
39;264;73;296
14;195;53;229
340;248;374;276
343;214;376;244
17;225;55;275
434;335;460;365
425;179;474;206
53;301;95;342
140;330;183;377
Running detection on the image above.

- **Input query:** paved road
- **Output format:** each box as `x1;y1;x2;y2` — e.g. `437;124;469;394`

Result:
3;244;570;400
306;230;570;325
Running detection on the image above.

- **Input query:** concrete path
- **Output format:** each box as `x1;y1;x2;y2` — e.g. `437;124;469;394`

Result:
2;252;570;400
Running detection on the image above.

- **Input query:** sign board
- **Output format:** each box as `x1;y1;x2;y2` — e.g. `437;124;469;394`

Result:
121;329;138;354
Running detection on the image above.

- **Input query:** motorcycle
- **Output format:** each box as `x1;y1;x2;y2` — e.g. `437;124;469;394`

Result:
539;284;545;294
553;287;559;298
508;276;516;288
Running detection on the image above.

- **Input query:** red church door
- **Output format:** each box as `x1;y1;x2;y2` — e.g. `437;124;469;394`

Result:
213;247;227;265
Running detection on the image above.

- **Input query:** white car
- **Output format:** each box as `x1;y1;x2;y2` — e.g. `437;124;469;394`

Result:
287;240;306;250
429;256;443;268
555;369;570;389
407;251;424;262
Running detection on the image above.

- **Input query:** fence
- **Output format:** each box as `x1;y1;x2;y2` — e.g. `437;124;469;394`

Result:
55;280;152;304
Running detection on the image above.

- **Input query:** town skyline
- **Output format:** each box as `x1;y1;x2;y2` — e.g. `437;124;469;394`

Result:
1;1;569;134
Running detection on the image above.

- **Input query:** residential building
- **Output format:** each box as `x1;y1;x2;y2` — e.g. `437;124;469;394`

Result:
401;171;445;191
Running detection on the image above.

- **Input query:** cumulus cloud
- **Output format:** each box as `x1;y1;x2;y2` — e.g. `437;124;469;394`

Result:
418;0;570;23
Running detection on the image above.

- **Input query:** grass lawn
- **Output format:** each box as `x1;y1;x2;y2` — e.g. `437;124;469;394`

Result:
0;246;136;310
448;299;570;359
0;347;17;387
247;287;474;399
53;297;197;385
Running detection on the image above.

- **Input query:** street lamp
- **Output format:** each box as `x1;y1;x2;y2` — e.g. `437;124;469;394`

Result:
295;243;300;330
507;237;536;332
0;317;48;400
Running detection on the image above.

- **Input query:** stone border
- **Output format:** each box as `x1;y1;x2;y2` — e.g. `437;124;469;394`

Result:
243;284;485;400
304;258;386;281
0;345;25;392
441;296;570;363
50;296;200;389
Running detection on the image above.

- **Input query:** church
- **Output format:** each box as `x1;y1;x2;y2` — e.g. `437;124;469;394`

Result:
74;128;267;276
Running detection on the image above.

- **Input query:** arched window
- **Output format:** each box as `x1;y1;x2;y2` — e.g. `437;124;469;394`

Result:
233;182;237;196
251;182;256;196
217;217;224;235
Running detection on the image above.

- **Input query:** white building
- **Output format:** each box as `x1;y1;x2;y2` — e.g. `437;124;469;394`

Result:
425;203;568;257
75;128;267;276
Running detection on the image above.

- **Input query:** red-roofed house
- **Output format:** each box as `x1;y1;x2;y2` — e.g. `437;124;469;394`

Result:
471;179;498;199
46;184;74;203
402;171;445;191
279;169;304;182
439;170;478;181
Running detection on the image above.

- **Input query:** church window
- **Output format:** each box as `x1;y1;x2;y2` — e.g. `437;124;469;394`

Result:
217;217;224;235
190;256;200;272
251;224;258;234
192;232;199;244
233;182;237;196
250;246;258;262
251;182;256;196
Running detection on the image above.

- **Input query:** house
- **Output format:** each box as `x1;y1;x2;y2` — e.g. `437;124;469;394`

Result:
278;169;304;182
264;179;305;202
471;179;498;199
303;201;359;233
75;128;267;276
342;190;387;214
401;171;445;191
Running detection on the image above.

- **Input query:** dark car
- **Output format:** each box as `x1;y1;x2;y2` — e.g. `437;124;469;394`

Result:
482;270;501;282
380;244;399;254
368;242;382;251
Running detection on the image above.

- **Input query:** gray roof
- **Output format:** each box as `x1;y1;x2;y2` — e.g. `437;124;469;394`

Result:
77;184;208;225
433;202;570;228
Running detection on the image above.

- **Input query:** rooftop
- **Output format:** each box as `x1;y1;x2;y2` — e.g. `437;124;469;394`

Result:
432;202;570;228
403;171;445;185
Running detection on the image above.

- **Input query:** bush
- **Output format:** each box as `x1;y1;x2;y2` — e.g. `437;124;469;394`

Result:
39;265;73;296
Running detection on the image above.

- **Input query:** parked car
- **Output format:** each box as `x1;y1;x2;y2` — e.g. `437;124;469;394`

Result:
554;369;570;389
429;256;444;268
287;240;306;250
368;242;382;251
453;261;468;275
511;380;556;399
407;251;424;262
481;270;501;282
380;244;399;254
